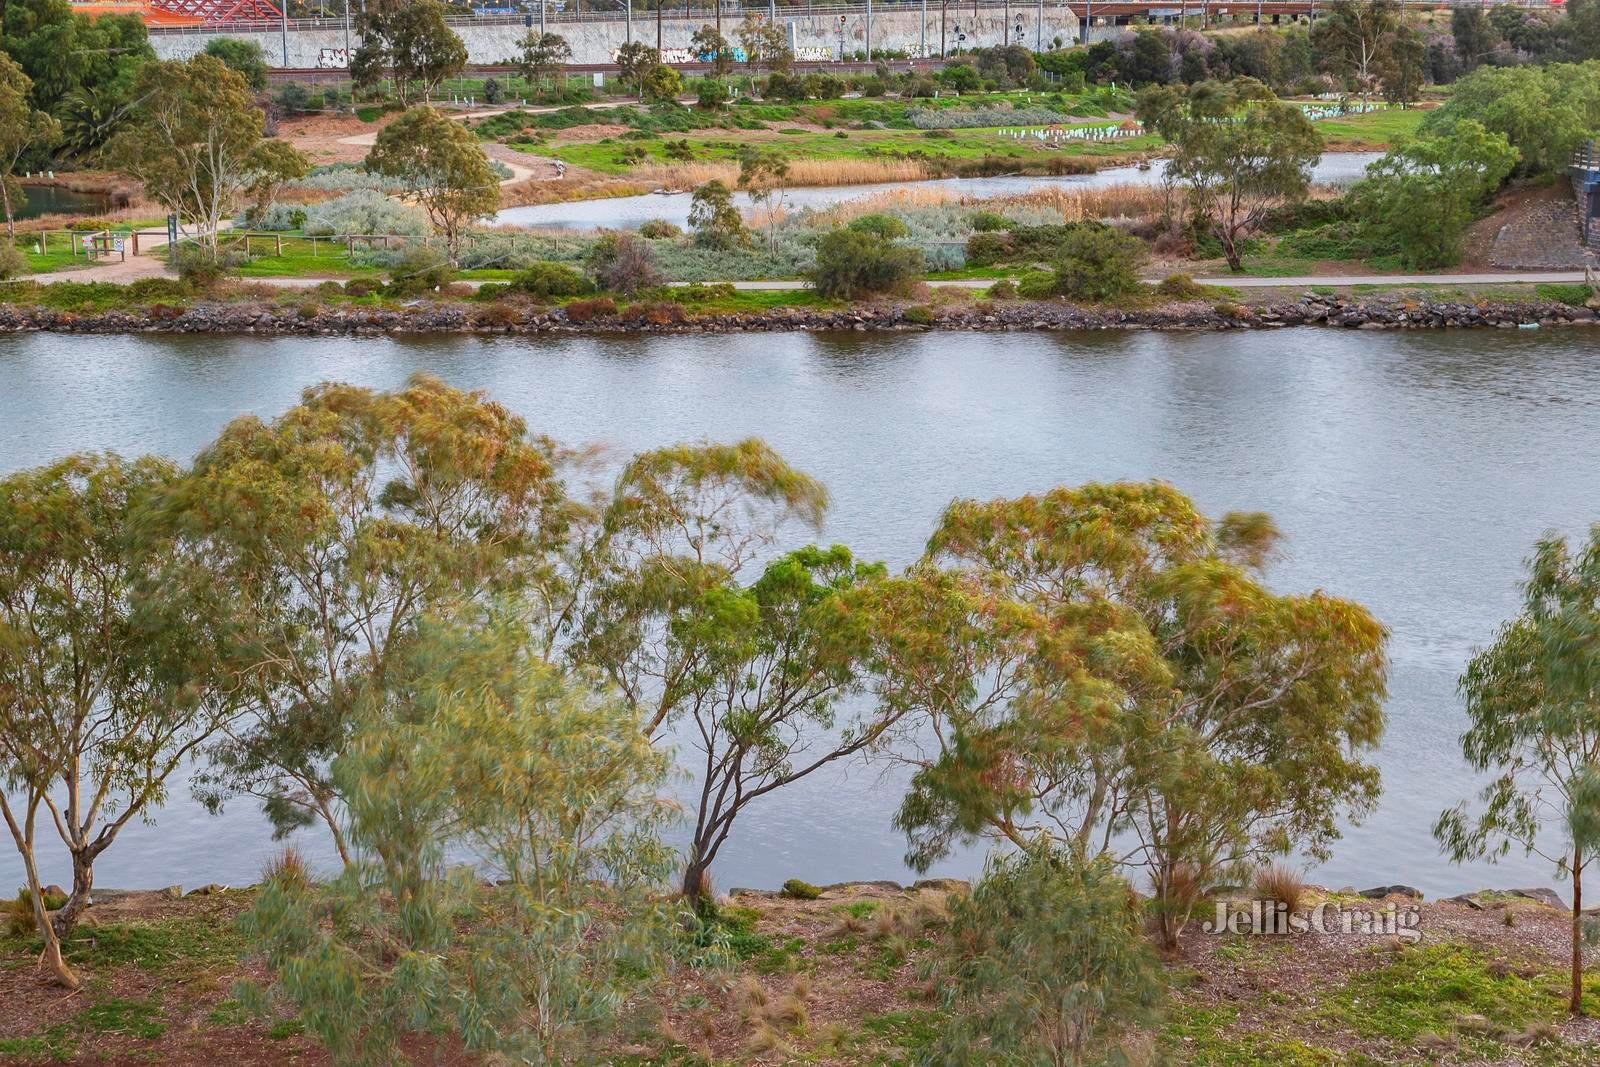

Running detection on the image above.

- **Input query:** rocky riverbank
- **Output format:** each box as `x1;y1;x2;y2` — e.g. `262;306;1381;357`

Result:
0;291;1594;336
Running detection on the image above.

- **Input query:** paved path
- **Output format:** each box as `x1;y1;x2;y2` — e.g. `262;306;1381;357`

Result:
233;270;1594;291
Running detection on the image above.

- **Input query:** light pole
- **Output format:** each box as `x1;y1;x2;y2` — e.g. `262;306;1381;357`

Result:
839;13;846;62
920;0;926;59
281;2;289;67
866;0;873;61
626;0;632;44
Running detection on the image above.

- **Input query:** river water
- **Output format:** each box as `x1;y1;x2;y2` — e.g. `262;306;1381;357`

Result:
1;326;1593;899
495;152;1383;230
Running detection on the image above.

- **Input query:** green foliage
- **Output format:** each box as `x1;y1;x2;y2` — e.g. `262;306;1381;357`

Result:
846;213;911;241
1050;223;1148;302
239;612;681;1066
696;78;729;110
350;0;466;106
1349;120;1518;268
926;845;1163;1066
510;259;593;299
1139;79;1323;270
1422;61;1600;177
808;226;924;299
0;0;153;115
641;64;683;104
170;242;238;288
969;210;1008;232
382;242;453;296
1435;526;1600;1013
0;453;244;986
366;104;498;264
1537;283;1596;307
889;482;1387;950
180;374;574;867
638;218;682;240
586;231;662;296
203;38;268;91
517;32;572;93
109;55;306;254
781;879;822;900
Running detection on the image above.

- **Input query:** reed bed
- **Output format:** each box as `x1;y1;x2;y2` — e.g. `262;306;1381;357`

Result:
631;157;937;192
813;182;1167;227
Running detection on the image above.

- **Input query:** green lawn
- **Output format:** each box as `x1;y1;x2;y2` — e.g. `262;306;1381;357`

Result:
537;127;1162;175
1313;105;1428;146
232;236;381;279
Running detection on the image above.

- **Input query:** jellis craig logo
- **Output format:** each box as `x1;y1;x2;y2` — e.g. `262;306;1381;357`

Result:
1202;899;1422;943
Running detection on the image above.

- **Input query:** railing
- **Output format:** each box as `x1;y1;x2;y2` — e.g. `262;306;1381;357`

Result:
1574;141;1600;173
146;0;1554;34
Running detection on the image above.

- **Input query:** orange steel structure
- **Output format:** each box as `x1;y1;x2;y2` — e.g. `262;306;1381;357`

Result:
71;0;283;25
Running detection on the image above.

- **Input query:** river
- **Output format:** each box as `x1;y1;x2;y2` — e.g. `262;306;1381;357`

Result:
494;152;1383;230
1;326;1593;899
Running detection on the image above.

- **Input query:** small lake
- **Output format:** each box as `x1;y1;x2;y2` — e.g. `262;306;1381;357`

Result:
495;151;1383;230
0;324;1591;899
17;185;113;221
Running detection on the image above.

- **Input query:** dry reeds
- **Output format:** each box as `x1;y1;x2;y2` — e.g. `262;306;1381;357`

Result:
633;157;936;193
1252;862;1307;915
261;846;313;891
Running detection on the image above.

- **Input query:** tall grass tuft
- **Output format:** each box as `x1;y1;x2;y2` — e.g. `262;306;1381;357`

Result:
1253;862;1307;915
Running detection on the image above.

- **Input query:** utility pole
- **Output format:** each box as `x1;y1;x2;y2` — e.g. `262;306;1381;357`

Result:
342;0;351;60
626;0;632;44
541;0;546;39
941;0;947;57
866;0;872;60
1036;0;1042;50
656;0;662;53
281;2;289;67
920;0;926;59
1003;0;1009;46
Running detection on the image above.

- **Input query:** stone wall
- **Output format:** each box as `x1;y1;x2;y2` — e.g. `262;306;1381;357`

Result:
149;10;1121;68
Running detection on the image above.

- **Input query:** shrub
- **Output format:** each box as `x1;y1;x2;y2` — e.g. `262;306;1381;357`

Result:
688;180;746;250
509;260;593;299
343;278;379;297
262;848;313;893
1252;863;1306;916
1016;270;1056;299
482;77;503;105
964;231;1015;267
473;281;509;300
586;233;662;296
670;281;737;303
1535;283;1594;307
622;300;688;326
987;278;1018;300
641;64;683;103
697;79;729;110
1051;224;1147;302
780;879;822;900
808;227;924;299
929;846;1163;1064
383;244;453;296
902;305;935;326
638;218;683;240
124;277;189;303
274;82;311;116
0;243;29;280
563;296;617;322
846;214;910;241
1154;273;1210;300
170;243;238;289
970;210;1009;233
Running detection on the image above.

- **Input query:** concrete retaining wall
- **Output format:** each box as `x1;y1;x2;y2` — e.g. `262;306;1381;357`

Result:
150;11;1123;68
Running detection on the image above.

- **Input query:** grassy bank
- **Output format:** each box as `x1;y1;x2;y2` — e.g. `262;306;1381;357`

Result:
2;882;1597;1065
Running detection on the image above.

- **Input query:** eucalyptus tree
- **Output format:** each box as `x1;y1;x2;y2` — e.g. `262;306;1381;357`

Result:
576;441;902;907
0;454;243;988
110;55;307;253
173;375;579;866
0;53;58;241
1137;79;1322;272
239;609;679;1064
366;105;499;266
1437;527;1600;1016
887;481;1388;949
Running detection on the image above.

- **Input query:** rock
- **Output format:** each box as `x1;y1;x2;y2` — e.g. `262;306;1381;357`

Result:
185;884;229;897
42;885;66;900
1359;884;1423;900
910;878;970;893
1508;887;1566;910
1443;893;1483;910
159;885;183;899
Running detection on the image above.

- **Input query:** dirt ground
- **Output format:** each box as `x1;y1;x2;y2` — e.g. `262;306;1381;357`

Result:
5;880;1600;1066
